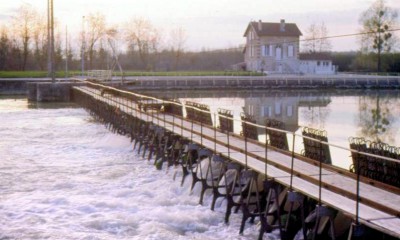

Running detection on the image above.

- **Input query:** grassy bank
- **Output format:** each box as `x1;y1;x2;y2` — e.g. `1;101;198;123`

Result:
0;71;81;78
0;71;263;78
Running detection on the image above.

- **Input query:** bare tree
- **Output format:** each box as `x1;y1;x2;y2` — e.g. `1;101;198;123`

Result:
170;27;187;70
85;12;107;70
302;22;332;53
359;0;398;71
125;17;160;70
0;26;10;70
12;4;36;70
32;12;48;70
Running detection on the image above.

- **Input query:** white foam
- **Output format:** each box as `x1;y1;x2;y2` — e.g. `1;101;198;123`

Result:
0;101;267;239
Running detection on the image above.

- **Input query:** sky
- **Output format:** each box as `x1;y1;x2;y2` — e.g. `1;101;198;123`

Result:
0;0;399;52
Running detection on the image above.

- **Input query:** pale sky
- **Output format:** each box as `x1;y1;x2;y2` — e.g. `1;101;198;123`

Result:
0;0;399;51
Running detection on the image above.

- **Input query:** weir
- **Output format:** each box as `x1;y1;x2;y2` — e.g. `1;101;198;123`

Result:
71;81;400;239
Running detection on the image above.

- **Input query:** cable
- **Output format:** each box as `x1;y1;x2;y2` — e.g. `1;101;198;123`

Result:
201;28;400;53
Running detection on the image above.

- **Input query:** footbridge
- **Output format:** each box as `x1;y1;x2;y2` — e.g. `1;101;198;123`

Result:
72;81;400;239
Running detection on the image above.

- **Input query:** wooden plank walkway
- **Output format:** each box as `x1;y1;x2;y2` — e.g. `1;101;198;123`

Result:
73;86;400;238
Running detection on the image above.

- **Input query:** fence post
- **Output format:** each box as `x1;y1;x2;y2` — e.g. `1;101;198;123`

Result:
289;133;296;191
265;127;268;178
244;125;248;169
318;140;323;205
350;150;365;239
214;113;217;153
201;118;203;146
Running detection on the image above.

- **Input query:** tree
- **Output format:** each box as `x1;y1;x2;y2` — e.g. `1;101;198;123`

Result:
12;4;37;70
85;12;107;70
170;27;187;70
359;0;398;72
358;94;394;143
32;12;48;70
125;17;161;70
0;26;10;70
302;22;332;53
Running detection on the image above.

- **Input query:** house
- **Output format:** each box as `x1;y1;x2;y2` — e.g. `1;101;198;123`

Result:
299;53;337;75
243;19;302;73
243;19;336;75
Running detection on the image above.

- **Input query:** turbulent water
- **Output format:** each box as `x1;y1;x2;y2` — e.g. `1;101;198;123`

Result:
0;98;273;240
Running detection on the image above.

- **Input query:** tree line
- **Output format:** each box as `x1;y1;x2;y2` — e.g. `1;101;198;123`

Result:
0;0;398;73
0;4;244;73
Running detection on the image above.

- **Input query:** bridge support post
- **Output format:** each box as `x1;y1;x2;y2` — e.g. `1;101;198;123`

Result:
349;222;365;239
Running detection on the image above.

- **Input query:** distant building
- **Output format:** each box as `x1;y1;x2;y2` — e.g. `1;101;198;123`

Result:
243;19;336;75
243;19;302;74
299;53;337;75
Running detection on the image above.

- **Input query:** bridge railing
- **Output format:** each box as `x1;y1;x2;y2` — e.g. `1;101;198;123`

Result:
76;79;400;231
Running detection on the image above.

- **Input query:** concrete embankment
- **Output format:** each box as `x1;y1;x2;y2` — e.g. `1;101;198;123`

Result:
0;79;49;95
125;75;400;90
1;74;400;101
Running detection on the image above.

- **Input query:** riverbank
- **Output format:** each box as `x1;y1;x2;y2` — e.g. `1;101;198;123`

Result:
125;74;400;90
1;74;399;96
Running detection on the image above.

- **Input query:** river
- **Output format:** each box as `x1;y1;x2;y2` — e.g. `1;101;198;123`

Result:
1;88;399;239
149;89;400;169
0;97;264;239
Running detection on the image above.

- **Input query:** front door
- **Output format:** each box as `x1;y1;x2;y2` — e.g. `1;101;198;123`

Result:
276;47;282;60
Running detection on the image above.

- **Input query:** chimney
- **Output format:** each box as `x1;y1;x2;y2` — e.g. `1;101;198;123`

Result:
258;20;262;31
280;19;285;32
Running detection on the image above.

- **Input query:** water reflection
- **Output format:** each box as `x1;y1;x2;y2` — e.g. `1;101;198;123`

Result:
148;89;400;170
357;92;397;143
244;94;331;132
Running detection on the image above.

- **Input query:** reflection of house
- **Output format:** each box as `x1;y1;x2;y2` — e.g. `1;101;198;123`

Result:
244;19;302;73
244;95;331;132
243;20;336;75
299;53;337;75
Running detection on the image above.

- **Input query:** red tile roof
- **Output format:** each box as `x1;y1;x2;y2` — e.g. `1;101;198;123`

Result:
244;21;302;37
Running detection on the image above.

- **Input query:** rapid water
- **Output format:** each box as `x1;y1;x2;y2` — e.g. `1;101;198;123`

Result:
0;98;271;239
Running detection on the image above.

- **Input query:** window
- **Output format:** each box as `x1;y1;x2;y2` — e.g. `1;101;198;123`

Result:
287;105;293;117
275;102;281;115
269;45;273;56
248;105;254;115
288;45;294;57
275;47;282;60
261;45;271;57
317;61;321;66
262;106;272;117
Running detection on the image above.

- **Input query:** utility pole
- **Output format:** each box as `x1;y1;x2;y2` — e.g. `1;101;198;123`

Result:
50;0;55;82
47;0;51;78
47;0;55;82
65;25;68;78
81;16;85;77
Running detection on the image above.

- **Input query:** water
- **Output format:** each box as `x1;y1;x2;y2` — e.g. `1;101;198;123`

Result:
0;98;266;239
151;89;400;170
1;89;399;239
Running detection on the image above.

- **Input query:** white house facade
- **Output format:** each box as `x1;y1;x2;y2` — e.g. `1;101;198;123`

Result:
244;20;336;75
244;19;302;74
298;53;337;74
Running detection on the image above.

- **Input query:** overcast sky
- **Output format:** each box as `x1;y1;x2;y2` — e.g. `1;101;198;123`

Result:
0;0;399;51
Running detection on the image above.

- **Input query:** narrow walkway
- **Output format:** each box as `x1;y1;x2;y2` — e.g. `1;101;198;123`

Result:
73;85;400;238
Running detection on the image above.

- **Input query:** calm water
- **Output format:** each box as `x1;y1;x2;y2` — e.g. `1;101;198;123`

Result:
149;89;400;169
1;89;399;239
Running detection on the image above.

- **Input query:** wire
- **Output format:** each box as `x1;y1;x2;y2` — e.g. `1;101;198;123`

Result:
202;28;400;53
